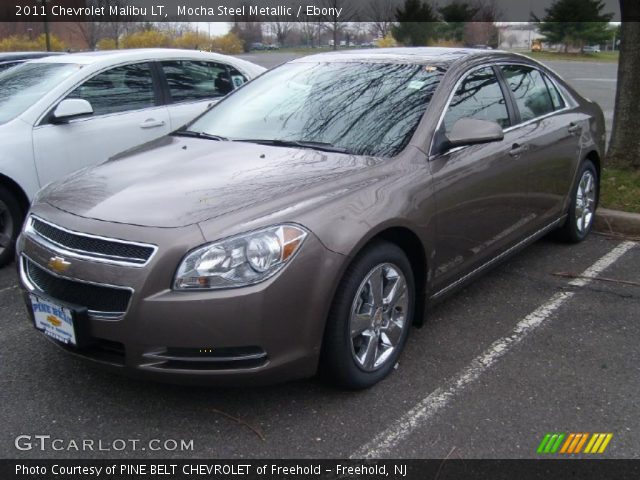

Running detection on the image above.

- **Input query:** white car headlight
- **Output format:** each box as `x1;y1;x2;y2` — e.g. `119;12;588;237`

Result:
174;224;308;290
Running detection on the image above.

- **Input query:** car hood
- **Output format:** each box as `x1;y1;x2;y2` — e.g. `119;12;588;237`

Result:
41;136;380;228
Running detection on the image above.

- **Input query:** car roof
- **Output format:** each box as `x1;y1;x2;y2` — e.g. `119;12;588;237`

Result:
30;48;242;66
292;47;509;67
0;51;66;62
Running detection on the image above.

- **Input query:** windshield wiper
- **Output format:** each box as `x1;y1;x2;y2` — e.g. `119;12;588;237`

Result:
235;138;350;154
173;130;229;141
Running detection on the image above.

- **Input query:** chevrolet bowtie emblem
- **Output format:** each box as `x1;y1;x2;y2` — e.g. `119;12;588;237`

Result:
48;256;71;273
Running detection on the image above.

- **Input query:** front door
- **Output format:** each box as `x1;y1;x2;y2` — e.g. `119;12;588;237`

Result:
430;66;533;291
32;62;170;187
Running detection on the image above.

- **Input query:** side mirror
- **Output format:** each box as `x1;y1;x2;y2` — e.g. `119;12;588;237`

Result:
52;99;93;123
445;118;504;149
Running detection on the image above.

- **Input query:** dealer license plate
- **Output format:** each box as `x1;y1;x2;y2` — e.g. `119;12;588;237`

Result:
30;294;77;346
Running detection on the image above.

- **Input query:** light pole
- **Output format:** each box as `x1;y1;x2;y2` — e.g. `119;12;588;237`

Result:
36;0;51;51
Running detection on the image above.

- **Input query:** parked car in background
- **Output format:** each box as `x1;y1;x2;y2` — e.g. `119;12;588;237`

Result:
17;48;604;389
0;51;66;73
582;45;601;53
0;48;264;265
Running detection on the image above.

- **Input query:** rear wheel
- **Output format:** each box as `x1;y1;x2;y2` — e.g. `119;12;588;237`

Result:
0;185;25;267
321;241;415;389
557;160;598;243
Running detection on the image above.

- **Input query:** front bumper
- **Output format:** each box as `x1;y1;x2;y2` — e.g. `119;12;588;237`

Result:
17;204;345;386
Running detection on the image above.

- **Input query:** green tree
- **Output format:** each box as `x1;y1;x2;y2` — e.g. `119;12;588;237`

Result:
438;1;477;42
608;1;640;169
392;0;438;46
534;0;614;51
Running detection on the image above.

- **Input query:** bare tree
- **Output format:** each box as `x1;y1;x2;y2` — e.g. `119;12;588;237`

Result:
368;0;396;39
73;22;103;50
320;0;359;49
269;20;294;47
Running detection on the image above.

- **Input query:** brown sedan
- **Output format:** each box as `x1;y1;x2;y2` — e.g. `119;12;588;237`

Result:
17;48;605;388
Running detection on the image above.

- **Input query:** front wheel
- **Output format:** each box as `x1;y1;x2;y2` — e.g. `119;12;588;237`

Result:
557;160;598;243
321;241;415;389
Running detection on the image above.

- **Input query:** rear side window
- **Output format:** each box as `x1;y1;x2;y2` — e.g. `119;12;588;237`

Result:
542;73;565;110
67;63;155;116
501;65;554;122
443;66;510;132
161;61;245;102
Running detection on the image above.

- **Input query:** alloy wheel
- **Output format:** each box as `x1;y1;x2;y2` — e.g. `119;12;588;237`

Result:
349;263;410;372
575;170;596;234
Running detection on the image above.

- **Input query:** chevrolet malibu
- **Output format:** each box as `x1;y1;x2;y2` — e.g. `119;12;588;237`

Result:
18;48;604;389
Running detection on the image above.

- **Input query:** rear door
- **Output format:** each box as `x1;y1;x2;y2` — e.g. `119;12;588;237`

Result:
429;66;534;291
158;60;248;130
32;62;170;185
498;64;583;229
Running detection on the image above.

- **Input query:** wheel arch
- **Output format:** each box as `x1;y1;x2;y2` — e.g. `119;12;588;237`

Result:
375;227;428;326
331;224;429;327
0;173;30;217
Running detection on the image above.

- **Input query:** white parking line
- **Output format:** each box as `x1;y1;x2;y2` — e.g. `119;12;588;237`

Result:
0;285;17;294
351;241;637;459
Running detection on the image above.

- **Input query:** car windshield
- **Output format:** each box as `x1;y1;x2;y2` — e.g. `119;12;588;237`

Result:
188;61;445;157
0;63;82;125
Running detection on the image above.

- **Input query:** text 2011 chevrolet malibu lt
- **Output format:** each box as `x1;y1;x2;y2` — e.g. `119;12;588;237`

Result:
18;48;605;388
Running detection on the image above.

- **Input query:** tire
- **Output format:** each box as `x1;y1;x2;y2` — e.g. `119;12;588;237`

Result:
321;241;415;389
556;160;598;243
0;185;25;267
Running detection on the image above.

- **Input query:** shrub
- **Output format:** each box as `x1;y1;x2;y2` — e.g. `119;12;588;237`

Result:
120;30;171;49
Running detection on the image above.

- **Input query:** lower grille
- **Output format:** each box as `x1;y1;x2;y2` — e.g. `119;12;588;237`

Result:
145;346;267;370
24;258;132;315
60;338;126;366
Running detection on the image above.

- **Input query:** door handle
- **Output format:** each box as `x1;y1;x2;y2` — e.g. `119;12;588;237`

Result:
568;122;581;135
509;143;528;157
139;119;166;129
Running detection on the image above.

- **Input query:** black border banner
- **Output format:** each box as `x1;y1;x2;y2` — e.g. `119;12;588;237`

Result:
3;459;640;480
0;0;626;23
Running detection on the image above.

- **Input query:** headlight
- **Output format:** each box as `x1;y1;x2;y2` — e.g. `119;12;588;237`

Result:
174;224;308;290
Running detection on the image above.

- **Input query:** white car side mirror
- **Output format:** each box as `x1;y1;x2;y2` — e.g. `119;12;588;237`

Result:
52;99;94;123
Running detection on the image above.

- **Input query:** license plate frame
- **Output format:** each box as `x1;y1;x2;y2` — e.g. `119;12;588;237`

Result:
29;294;90;348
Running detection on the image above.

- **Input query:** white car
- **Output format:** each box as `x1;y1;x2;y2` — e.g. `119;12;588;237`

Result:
0;48;265;265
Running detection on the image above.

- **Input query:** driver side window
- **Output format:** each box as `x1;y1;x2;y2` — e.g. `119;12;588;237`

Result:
66;62;156;116
443;67;510;133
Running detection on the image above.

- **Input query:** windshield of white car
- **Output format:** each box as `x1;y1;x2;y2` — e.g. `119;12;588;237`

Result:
0;63;82;125
188;61;445;157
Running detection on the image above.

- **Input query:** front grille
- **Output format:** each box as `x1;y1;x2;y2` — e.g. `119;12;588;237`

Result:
25;258;132;314
30;217;155;265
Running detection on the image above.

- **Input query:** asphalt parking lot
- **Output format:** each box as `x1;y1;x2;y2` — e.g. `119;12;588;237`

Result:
2;54;636;460
2;234;638;459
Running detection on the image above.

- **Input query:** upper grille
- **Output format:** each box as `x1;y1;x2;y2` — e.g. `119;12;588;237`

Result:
25;258;132;315
29;217;155;266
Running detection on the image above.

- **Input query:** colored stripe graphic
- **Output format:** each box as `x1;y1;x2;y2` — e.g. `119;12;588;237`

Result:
574;433;589;453
539;433;613;454
585;433;614;454
537;433;566;454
